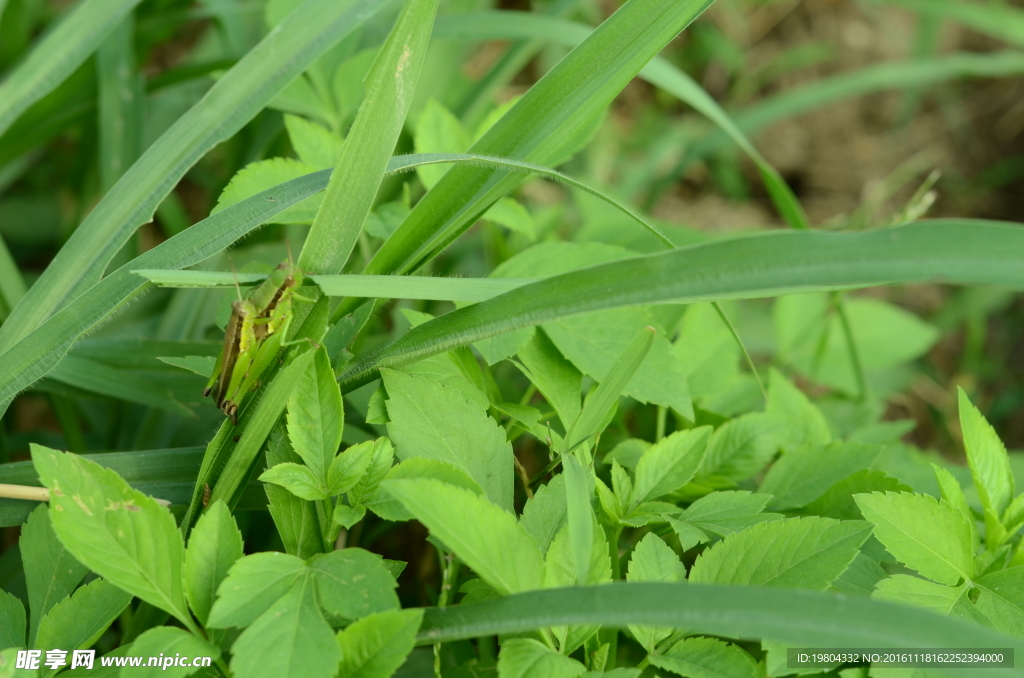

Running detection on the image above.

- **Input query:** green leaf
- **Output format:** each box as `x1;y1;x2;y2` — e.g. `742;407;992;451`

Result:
631;428;710;506
157;356;216;379
298;0;439;279
766;369;831;453
414;99;471;189
307;548;399;620
340;222;1024;392
0;647;36;676
520;475;567;557
873;576;984;623
651;637;759;678
263;432;324;560
673;303;741;401
801;470;911;521
184;500;243;627
691;412;787;490
543;516;611;654
382;369;513;510
976;566;1024;637
563;455;595;587
0;590;25;651
260;463;327;501
34;579;131;659
336;608;424;678
20;505;88;646
0;0;141;139
563;326;657;454
288;348;344;486
383;478;544;595
959;388;1015;518
124;626;220;678
626;533;686;652
497;638;585;678
679;491;781;538
366;457;482;522
229;578;340;678
0;0;397;356
206;552;307;628
689;517;871;590
830;552;888;598
333;505;366;530
30;445;192;629
284;115;343;170
854;492;974;586
327;442;374;496
933;464;979;550
346;438;395;507
759;441;883;511
514;330;581;429
213;158;322;224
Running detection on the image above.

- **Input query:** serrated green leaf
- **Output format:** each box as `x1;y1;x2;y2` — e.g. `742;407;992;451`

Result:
414;99;471;189
0;590;25;651
260;463;327;501
288;348;344;486
631;428;710;506
20;505;87;646
626;533;685;652
336;608;423;678
975;566;1024;637
802;470;911;521
382;369;513;510
830;552;887;597
543;515;611;653
34;579;131;662
563;455;594;587
854;492;974;586
674;303;741;401
873;575;985;624
497;638;585;678
933;464;979;551
691;412;787;490
264;432;324;560
126;627;221;678
520;475;567;557
689;517;871;590
366;457;482;522
669;519;711;551
333;505;366;530
959;388;1015;518
680;490;780;538
206;552;306;628
651;637;759;678
384;478;543;595
307;548;398;620
184;500;243;627
284;115;343;170
229;577;339;678
30;445;191;629
514;330;580;428
346;438;394;507
760;441;883;511
213;158;322;224
767;369;831;453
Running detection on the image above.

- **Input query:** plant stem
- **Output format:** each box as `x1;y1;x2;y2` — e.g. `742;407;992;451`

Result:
712;302;767;403
435;551;460;677
833;292;868;401
655;405;667;442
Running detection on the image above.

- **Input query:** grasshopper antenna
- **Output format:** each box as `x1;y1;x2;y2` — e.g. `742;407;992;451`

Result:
229;258;243;301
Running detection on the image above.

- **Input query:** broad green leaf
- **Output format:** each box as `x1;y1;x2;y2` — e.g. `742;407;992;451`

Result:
673;303;740;400
691;413;787;490
30;445;191;629
206;552;306;628
689;517;871;591
0;0;397;355
873;576;985;624
626;533;686;652
520;475;567;556
933;464;979;551
563;326;657;454
759;441;883;511
0;590;25;651
976;566;1024;636
263;432;324;560
631;428;710;506
34;579;131;660
563;455;595;587
213;158;322;224
766;369;831;453
0;0;141;139
336;608;423;678
383;478;544;595
382;369;513;510
854;492;974;586
340;221;1024;389
0;647;35;676
959;388;1015;518
483;198;535;239
288;348;344;486
830;552;888;598
184;500;243;627
416;584;1024;667
259;463;327;501
20;505;87;646
514;330;581;428
651;637;758;678
307;549;399;620
347;438;394;507
414;99;472;189
284;115;343;170
668;519;711;552
327;441;374;496
497;638;585;678
802;470;911;521
366;457;482;522
333;505;366;530
229;578;339;678
124;627;220;678
298;0;439;279
679;491;781;538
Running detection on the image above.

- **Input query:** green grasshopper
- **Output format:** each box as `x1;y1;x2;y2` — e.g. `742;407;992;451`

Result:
203;259;315;424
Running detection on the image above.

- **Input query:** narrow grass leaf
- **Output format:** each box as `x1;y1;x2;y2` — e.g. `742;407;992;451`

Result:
562;455;593;587
958;388;1015;517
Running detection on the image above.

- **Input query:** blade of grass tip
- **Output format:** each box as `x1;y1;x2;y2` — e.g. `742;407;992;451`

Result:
0;0;142;139
562;327;655;456
338;220;1024;389
0;0;399;356
345;0;716;317
96;13;141;193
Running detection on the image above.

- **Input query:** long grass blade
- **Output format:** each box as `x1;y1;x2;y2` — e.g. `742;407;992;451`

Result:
339;220;1024;389
0;0;142;139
